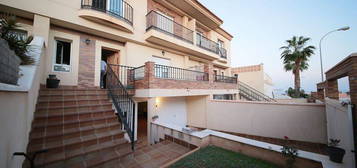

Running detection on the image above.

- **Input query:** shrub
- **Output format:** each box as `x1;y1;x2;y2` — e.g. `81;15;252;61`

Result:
281;136;298;168
0;14;34;65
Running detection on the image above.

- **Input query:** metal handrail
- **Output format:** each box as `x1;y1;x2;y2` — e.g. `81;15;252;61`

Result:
238;80;276;102
106;65;135;150
146;10;194;43
214;75;237;84
81;0;133;25
196;33;219;54
108;64;136;89
154;64;209;81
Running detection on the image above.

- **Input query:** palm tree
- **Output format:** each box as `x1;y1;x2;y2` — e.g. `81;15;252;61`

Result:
280;36;315;97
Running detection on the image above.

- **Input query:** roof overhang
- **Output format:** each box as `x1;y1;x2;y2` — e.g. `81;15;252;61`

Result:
154;0;223;29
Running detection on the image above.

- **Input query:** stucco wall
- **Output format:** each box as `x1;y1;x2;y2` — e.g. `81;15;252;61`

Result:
205;100;327;143
186;96;208;128
0;37;45;168
237;70;264;93
150;97;188;127
325;98;355;167
186;99;327;143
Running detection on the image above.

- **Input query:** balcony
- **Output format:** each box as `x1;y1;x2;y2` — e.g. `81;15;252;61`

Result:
145;11;221;60
218;47;227;59
196;33;218;54
79;0;134;33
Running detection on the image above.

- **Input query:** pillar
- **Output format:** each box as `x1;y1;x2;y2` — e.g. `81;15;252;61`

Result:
326;79;339;99
32;14;50;46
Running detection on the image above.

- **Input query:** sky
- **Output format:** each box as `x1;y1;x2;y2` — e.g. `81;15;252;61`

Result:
200;0;357;92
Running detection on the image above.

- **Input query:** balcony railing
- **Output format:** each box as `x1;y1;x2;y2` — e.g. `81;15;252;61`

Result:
196;33;219;54
81;0;133;25
154;64;208;81
146;11;194;44
218;47;227;59
214;75;237;84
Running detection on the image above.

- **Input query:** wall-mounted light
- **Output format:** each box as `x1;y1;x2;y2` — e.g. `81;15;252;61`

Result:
85;38;91;45
162;50;165;56
155;97;160;108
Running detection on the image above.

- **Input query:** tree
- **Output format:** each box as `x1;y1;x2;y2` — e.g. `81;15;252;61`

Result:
280;36;315;97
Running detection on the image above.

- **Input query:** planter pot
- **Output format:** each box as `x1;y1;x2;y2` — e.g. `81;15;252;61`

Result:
46;75;60;88
327;146;345;163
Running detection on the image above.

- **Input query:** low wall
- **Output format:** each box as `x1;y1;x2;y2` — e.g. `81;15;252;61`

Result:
325;98;355;168
151;122;325;168
0;37;45;168
206;100;327;144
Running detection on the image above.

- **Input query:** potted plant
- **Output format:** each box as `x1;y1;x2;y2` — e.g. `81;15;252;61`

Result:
326;139;345;163
281;136;298;168
46;74;60;88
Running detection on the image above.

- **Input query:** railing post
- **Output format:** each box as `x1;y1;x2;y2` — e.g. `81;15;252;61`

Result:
144;62;155;88
204;63;214;83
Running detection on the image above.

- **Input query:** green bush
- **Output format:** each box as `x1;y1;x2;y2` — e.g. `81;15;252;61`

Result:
0;14;34;65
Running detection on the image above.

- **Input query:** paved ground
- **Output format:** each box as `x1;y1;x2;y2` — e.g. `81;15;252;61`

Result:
101;140;191;168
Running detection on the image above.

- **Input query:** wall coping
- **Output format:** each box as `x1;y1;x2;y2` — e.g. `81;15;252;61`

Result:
152;121;340;168
211;99;325;107
0;37;44;92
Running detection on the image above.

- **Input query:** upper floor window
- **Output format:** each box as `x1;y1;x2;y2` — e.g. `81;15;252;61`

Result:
54;39;71;72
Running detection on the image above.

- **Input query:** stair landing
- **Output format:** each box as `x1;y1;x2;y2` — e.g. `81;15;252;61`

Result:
26;86;132;168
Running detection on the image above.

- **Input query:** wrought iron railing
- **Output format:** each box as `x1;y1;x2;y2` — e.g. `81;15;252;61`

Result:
81;0;133;25
108;64;135;89
238;80;276;102
146;10;194;43
214;75;237;84
154;64;208;81
133;65;145;80
219;47;227;59
196;33;219;54
106;65;135;150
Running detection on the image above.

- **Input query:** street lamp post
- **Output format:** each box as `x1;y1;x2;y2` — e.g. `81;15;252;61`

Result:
319;26;350;82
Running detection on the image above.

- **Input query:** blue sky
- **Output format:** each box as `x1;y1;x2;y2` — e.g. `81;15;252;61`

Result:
200;0;357;92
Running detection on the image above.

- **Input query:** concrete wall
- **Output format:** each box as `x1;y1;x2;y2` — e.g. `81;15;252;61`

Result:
186;96;208;128
149;97;188;127
0;37;45;168
187;100;327;143
325;98;355;168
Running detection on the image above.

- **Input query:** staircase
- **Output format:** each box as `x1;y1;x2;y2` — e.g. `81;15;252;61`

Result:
26;87;133;168
238;81;276;102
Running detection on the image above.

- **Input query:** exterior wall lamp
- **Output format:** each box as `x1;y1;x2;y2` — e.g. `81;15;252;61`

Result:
85;38;91;45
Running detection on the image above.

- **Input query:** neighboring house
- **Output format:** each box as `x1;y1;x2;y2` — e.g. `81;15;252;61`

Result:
231;64;274;98
0;0;238;167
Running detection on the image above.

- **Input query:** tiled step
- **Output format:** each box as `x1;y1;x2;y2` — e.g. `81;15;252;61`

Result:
34;108;115;119
26;87;133;168
36;99;112;109
36;103;113;111
28;127;124;153
32;115;118;129
30;120;120;142
35;136;131;167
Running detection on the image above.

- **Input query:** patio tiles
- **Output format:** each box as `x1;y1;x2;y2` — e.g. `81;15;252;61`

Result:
102;140;191;168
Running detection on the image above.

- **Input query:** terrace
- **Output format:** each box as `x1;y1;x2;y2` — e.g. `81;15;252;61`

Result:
109;62;238;97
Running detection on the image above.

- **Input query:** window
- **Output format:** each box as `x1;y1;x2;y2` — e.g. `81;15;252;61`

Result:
8;29;28;40
54;40;71;72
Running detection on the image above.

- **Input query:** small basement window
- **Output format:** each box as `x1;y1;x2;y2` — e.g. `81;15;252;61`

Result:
54;39;71;72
